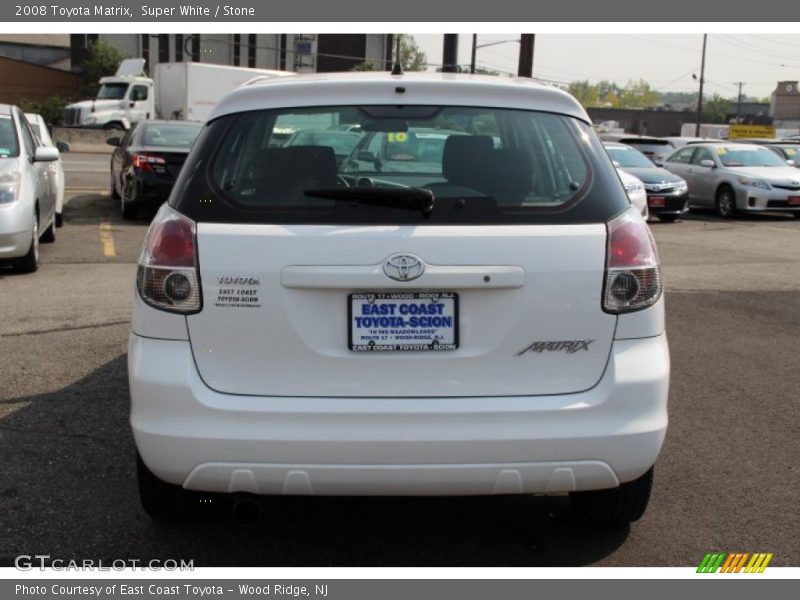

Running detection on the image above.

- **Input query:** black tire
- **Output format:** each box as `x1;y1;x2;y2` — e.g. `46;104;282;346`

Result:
110;171;120;199
40;217;56;243
569;467;654;526
716;186;737;219
105;122;125;132
657;214;679;223
13;216;39;274
137;453;217;521
55;212;64;228
121;181;138;220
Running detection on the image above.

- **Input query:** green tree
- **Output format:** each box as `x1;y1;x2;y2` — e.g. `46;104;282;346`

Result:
20;96;70;129
619;79;659;109
568;80;600;107
704;93;733;124
395;35;427;71
351;61;377;71
79;40;126;97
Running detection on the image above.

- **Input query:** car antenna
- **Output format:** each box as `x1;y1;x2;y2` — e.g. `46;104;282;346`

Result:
391;62;403;76
391;34;403;75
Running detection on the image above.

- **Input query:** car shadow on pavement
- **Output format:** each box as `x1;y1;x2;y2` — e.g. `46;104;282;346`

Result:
0;354;630;567
63;193;159;226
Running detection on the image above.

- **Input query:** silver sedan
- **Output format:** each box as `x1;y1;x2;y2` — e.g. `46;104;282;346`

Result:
663;142;800;218
0;104;59;273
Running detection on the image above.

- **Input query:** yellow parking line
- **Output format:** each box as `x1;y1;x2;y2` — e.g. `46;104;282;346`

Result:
99;221;116;257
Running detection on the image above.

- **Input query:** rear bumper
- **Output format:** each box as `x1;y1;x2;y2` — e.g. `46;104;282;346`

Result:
129;333;670;496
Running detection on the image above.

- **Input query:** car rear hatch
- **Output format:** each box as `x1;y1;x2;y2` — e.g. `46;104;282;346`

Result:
186;223;616;397
163;99;635;398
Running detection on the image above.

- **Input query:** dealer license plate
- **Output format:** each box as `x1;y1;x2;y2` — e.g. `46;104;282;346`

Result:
648;196;667;207
788;196;800;206
349;292;458;352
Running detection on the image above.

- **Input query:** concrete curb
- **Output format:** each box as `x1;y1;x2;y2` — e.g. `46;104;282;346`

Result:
53;127;116;154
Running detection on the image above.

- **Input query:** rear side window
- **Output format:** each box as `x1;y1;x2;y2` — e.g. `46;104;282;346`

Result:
142;123;203;148
172;105;630;225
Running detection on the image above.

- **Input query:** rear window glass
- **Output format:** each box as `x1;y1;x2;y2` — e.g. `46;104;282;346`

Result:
172;105;630;225
211;106;588;208
142;123;203;148
0;116;19;158
606;146;655;168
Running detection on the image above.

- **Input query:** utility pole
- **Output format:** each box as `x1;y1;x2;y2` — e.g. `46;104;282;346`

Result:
518;34;535;78
470;34;477;74
734;81;746;123
695;33;707;137
442;34;459;73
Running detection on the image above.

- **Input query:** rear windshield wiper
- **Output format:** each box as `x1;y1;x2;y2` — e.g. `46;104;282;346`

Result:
303;186;435;217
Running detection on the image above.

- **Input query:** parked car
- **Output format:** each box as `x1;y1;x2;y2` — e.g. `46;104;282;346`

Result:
598;134;674;165
616;167;648;219
282;129;363;167
343;126;470;181
606;142;689;222
0;104;59;273
129;73;668;526
108;120;203;219
26;112;67;228
734;139;800;168
663;142;800;218
663;136;723;149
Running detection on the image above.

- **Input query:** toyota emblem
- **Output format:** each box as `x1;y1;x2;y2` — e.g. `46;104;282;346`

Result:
383;253;425;282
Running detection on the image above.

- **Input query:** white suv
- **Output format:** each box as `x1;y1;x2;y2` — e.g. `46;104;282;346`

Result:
129;72;669;526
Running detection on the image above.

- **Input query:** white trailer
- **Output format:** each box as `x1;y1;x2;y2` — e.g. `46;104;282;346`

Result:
153;62;292;122
63;58;292;130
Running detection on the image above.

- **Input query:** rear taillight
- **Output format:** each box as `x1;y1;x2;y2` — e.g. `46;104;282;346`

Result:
136;204;201;314
603;208;662;313
131;153;166;172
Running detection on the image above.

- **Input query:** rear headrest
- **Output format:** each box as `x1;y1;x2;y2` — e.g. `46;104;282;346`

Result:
442;135;494;186
253;145;339;199
486;148;533;199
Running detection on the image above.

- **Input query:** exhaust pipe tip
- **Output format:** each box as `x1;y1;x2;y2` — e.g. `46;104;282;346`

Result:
232;497;262;526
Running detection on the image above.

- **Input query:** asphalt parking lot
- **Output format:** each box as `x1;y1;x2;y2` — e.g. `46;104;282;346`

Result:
0;152;798;567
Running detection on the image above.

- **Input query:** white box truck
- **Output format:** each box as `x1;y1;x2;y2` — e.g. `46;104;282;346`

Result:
63;58;292;130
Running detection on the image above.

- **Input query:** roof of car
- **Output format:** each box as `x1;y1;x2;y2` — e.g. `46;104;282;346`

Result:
603;141;636;149
599;133;670;143
0;104;13;116
209;72;590;124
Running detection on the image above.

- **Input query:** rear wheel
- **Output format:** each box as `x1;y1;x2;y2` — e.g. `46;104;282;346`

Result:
110;171;120;199
121;181;138;220
40;217;56;243
569;467;654;526
716;186;737;219
657;214;678;223
13;216;39;273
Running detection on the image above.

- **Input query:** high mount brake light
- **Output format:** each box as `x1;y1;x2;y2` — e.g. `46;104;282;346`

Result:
136;204;201;314
604;208;662;313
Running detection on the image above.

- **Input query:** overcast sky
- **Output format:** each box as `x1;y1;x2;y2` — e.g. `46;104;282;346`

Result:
412;34;800;99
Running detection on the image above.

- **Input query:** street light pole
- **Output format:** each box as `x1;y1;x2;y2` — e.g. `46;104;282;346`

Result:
518;34;535;78
695;34;707;137
735;81;745;123
470;34;477;74
442;34;459;73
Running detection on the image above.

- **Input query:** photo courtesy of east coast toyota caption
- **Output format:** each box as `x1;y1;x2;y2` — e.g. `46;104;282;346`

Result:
129;71;668;526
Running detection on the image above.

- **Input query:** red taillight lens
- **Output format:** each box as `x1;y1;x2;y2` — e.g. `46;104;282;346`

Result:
137;204;201;314
604;208;662;313
131;153;166;172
